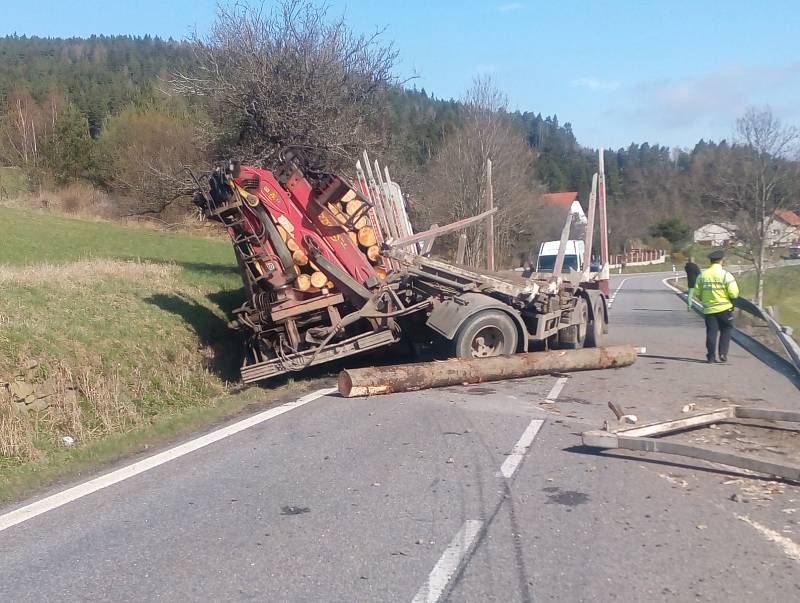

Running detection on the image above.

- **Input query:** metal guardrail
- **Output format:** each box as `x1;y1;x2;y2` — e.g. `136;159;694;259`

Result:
667;275;800;375
732;296;800;372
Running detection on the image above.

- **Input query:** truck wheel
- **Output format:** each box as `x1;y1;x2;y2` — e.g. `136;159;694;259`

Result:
585;297;605;348
558;298;588;350
454;310;518;359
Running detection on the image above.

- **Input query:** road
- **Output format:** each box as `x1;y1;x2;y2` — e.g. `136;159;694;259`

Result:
2;273;799;602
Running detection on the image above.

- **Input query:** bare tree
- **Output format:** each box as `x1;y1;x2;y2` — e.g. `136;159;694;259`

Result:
708;107;799;306
418;77;557;268
0;88;58;171
171;0;398;172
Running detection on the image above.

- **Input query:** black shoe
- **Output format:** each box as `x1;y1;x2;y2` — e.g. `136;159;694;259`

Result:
707;356;717;364
719;355;728;363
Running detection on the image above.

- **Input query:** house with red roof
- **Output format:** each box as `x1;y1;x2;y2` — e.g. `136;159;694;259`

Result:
767;209;800;247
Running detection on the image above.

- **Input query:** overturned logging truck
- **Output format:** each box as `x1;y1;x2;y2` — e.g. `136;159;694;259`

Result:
192;150;612;384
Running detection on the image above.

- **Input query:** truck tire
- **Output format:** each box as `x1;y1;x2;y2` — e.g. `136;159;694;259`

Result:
585;297;606;348
558;298;588;350
454;310;518;359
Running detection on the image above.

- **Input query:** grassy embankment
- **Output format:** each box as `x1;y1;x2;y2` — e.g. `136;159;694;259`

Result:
0;207;304;502
738;265;800;336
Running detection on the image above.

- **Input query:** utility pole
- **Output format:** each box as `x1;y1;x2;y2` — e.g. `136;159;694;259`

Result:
486;158;495;271
597;148;610;296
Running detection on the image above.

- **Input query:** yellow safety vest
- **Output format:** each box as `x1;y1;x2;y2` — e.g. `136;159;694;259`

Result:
695;263;739;314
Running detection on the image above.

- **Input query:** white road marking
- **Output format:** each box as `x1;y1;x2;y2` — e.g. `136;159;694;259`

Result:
661;276;682;294
609;273;674;309
545;376;568;403
411;520;483;603
738;515;800;562
607;276;631;308
500;419;545;479
662;276;702;311
0;387;337;533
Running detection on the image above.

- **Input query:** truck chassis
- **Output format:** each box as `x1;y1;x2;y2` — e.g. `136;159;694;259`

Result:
193;154;609;384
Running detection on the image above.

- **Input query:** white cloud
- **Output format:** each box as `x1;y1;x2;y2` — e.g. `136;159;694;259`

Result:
571;77;621;91
631;63;800;128
497;3;524;12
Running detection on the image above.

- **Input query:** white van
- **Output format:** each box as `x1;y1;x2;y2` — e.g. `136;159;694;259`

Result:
535;240;585;273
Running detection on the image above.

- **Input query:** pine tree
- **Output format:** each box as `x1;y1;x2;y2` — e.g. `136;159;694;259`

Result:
44;104;93;183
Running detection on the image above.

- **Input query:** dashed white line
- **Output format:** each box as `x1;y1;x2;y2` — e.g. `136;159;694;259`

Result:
545;376;568;403
500;419;545;479
0;387;337;533
410;520;483;603
607;276;631;308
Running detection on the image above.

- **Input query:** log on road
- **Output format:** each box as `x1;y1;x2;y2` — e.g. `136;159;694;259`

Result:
338;345;637;397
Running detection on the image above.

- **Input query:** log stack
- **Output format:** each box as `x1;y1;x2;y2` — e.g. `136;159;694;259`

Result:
279;189;388;296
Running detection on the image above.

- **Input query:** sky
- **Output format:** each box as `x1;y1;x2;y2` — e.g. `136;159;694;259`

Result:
3;0;800;151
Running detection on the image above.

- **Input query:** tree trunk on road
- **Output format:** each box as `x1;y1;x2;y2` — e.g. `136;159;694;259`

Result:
338;345;637;397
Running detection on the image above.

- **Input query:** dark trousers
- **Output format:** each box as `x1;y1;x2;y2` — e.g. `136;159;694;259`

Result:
704;309;733;360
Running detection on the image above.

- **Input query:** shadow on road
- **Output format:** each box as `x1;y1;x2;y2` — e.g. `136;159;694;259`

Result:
563;444;800;485
639;354;708;364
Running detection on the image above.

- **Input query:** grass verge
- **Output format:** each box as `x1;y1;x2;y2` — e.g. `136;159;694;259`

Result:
0;207;315;502
618;262;676;274
0;382;321;504
738;265;800;337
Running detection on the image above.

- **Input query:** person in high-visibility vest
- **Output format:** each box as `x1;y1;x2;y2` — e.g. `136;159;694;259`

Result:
688;249;739;363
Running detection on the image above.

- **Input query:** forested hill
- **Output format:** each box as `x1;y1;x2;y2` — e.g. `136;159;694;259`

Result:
0;34;605;192
0;35;193;135
0;34;732;249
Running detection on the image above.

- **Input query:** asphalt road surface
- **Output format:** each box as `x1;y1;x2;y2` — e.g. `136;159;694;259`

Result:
2;272;799;602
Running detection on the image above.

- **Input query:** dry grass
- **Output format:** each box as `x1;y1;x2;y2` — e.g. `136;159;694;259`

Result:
0;182;226;238
0;392;38;461
1;181;117;218
0;258;178;288
77;368;140;435
39;364;89;445
0;255;234;466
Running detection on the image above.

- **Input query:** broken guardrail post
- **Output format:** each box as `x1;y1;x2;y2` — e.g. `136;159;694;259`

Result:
338;345;637;397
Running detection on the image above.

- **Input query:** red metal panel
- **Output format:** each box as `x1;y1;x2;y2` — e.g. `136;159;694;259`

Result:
282;168;378;285
235;166;347;290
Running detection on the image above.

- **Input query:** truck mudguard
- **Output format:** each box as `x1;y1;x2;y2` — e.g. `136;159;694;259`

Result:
426;292;527;347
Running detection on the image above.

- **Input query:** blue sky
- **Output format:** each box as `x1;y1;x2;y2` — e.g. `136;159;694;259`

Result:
3;0;799;150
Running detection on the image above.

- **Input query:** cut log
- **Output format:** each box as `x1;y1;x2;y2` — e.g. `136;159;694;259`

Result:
353;215;368;230
326;280;335;289
286;238;299;252
295;274;311;292
338;345;637;397
346;199;363;216
332;208;348;224
277;225;288;242
366;245;381;262
310;271;328;289
348;231;359;245
374;266;387;281
292;249;309;266
342;189;357;203
358;226;376;247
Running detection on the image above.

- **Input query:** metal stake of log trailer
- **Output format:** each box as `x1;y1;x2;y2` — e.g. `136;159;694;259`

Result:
582;406;800;482
486;158;494;271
